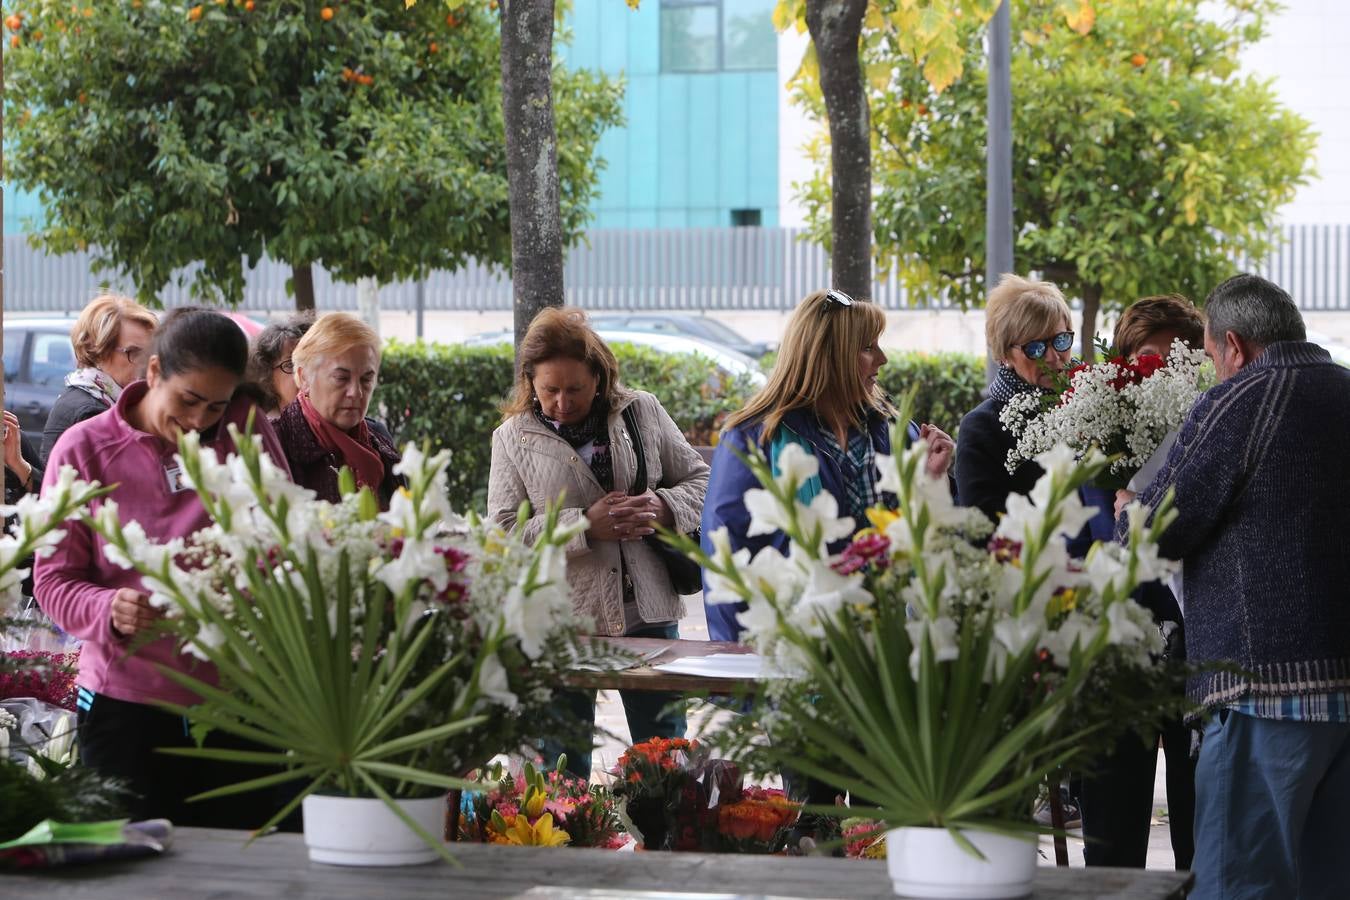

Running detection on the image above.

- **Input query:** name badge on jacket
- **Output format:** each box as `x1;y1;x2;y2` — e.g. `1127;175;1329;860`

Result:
164;462;190;494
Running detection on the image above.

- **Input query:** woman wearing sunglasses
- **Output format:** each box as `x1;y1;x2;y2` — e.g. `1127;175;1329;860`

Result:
702;288;955;644
954;274;1077;524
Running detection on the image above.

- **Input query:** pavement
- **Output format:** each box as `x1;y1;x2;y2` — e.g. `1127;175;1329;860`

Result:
590;597;1184;872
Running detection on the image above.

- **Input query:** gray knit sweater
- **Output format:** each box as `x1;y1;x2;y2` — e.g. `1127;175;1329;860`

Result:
1124;341;1350;707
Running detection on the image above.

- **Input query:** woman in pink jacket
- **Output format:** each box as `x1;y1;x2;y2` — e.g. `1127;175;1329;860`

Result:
35;307;291;829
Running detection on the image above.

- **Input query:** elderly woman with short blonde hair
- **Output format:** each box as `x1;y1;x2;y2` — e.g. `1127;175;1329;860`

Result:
42;293;159;463
273;312;404;508
954;274;1076;523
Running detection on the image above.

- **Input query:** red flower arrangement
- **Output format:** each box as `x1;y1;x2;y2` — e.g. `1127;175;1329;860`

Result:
0;651;78;710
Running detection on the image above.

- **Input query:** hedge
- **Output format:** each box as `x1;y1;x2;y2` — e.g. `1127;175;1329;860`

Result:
374;340;985;512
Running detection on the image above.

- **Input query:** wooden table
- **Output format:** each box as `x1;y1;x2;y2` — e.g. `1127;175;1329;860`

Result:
566;637;758;694
6;828;1193;898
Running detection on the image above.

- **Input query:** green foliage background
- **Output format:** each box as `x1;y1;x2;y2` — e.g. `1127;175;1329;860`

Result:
793;0;1315;315
373;341;985;512
4;0;623;304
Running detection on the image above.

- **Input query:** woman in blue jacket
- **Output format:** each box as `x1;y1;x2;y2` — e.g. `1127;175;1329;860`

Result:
701;289;955;642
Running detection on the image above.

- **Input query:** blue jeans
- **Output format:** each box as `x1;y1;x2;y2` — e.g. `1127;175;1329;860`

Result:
1192;709;1350;900
547;623;688;781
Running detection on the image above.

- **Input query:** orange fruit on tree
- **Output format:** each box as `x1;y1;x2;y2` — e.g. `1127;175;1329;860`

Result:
446;13;459;27
244;0;254;9
9;34;19;48
188;5;203;21
5;13;21;32
1131;53;1147;68
77;91;87;104
428;41;438;53
320;6;333;21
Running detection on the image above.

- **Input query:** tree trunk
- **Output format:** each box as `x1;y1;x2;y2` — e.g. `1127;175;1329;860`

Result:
805;0;871;299
500;0;565;349
356;276;381;339
1080;283;1102;363
292;262;316;312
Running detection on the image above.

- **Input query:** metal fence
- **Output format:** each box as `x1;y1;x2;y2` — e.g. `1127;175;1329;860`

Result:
5;225;1350;314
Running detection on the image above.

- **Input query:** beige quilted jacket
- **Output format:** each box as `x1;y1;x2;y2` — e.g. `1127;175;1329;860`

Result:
487;389;710;637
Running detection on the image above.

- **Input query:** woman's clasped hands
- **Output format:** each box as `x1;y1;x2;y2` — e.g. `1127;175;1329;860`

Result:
585;490;672;542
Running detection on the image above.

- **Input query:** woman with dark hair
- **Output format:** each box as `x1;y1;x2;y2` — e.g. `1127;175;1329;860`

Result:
247;312;313;418
487;306;709;781
1079;294;1206;872
34;307;291;829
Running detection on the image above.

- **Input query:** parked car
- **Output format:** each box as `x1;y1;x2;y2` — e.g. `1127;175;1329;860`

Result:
2;312;265;446
3;317;80;446
462;327;767;388
587;313;776;359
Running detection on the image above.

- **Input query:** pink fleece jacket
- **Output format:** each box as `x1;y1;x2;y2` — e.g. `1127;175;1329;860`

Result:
34;381;290;708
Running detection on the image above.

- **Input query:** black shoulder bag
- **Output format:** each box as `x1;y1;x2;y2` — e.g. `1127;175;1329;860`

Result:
621;406;704;595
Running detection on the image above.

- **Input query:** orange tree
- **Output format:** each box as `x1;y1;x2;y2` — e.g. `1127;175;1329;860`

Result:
4;1;621;310
793;0;1313;356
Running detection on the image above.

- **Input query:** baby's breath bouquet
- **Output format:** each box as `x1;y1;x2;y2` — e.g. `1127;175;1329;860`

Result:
999;339;1214;489
677;397;1180;847
86;425;603;845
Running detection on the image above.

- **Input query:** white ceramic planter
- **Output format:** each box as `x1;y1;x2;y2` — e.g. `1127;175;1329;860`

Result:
302;794;446;866
886;826;1036;899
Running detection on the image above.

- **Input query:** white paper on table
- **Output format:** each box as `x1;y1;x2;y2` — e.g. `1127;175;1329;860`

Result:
650;652;782;680
1127;429;1179;493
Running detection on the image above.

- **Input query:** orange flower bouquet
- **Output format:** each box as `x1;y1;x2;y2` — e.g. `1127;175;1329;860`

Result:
709;786;801;854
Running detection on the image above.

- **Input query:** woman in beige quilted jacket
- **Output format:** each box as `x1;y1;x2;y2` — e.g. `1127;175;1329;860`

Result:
488;307;710;781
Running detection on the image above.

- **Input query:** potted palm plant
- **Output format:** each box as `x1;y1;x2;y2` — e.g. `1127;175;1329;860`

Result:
682;398;1179;898
88;428;598;866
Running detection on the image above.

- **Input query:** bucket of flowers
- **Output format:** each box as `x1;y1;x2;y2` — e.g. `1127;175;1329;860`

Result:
677;394;1182;898
85;426;608;866
707;785;800;854
999;338;1214;490
462;756;628;849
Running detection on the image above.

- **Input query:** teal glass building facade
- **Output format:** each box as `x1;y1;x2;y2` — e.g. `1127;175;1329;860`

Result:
562;0;780;228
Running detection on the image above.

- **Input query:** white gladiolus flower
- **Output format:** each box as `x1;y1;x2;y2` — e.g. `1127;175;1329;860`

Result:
476;651;519;710
905;616;960;676
790;558;872;636
376;537;450;596
744;488;789;537
874;451;901;495
798;491;856;547
773;442;820;491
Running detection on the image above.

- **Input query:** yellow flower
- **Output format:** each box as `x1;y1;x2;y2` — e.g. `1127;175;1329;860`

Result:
495;813;571;847
865;507;900;532
522;786;546;819
1048;588;1078;618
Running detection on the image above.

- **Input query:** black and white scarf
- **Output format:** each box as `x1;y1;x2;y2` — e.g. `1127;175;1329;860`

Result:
534;399;615;491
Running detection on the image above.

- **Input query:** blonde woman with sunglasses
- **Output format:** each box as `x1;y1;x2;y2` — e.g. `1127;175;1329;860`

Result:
700;289;954;644
954;274;1078;524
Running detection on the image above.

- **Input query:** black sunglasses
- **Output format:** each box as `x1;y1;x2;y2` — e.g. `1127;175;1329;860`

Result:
1018;330;1075;360
823;289;855;308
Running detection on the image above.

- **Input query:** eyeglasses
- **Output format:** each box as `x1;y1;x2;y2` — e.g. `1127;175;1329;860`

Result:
1017;331;1075;360
823;289;855;309
117;345;144;365
274;359;296;375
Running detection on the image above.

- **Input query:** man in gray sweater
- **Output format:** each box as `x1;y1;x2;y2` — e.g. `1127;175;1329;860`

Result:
1121;274;1350;899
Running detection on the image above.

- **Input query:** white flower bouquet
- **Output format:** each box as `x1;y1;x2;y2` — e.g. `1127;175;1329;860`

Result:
86;424;599;843
674;396;1181;841
999;340;1213;489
